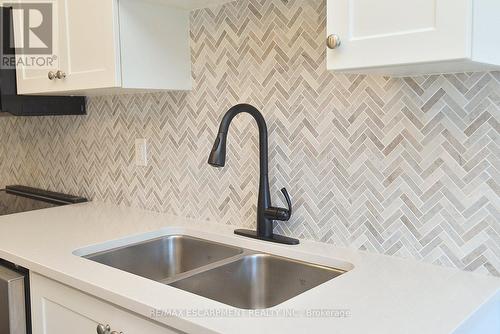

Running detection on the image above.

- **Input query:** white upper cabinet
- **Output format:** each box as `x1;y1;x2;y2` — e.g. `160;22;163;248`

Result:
155;0;236;9
326;0;500;76
13;0;193;95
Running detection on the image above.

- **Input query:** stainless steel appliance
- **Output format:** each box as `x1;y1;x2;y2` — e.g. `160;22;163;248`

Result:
0;186;87;334
0;260;29;334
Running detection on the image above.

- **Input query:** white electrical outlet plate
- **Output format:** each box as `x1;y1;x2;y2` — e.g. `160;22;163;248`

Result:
135;139;148;167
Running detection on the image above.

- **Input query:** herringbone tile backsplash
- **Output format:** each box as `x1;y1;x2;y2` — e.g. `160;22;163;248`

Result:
1;0;499;276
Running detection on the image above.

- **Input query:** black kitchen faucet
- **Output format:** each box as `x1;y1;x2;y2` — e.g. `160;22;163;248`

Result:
208;103;299;245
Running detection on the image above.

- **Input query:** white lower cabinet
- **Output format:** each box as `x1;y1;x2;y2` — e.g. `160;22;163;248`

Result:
30;273;183;334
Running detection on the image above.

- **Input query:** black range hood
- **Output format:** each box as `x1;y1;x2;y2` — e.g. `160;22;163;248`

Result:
0;6;85;116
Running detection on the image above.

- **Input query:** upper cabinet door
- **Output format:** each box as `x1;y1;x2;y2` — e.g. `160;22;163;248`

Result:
15;0;120;95
56;0;120;92
12;0;192;96
327;0;476;75
11;0;64;94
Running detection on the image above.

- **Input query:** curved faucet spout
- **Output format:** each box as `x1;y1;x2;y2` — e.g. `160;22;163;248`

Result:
208;103;268;176
207;104;298;245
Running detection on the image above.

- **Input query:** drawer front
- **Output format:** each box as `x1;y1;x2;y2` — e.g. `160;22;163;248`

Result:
30;273;181;334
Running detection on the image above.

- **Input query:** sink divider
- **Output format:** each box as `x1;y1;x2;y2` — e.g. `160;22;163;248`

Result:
158;249;257;285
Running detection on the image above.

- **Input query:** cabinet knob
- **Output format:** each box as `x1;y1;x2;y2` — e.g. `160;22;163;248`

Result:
55;70;66;79
48;71;56;80
326;34;341;49
96;324;110;334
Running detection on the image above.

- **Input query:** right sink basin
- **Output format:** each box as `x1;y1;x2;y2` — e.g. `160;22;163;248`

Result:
169;253;346;309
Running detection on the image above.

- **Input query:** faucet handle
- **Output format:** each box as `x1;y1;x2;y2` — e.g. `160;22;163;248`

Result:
265;188;292;221
280;188;292;219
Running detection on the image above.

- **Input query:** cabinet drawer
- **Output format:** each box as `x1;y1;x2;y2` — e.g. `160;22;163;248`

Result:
30;273;182;334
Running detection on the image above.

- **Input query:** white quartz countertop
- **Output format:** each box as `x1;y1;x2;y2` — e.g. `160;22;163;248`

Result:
0;202;498;334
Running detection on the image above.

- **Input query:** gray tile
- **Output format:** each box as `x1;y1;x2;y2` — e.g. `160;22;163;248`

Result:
0;0;498;277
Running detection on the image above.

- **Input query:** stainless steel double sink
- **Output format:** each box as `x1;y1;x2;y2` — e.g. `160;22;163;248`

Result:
82;235;347;309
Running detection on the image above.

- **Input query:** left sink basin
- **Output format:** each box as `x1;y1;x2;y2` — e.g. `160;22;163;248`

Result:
83;235;243;281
